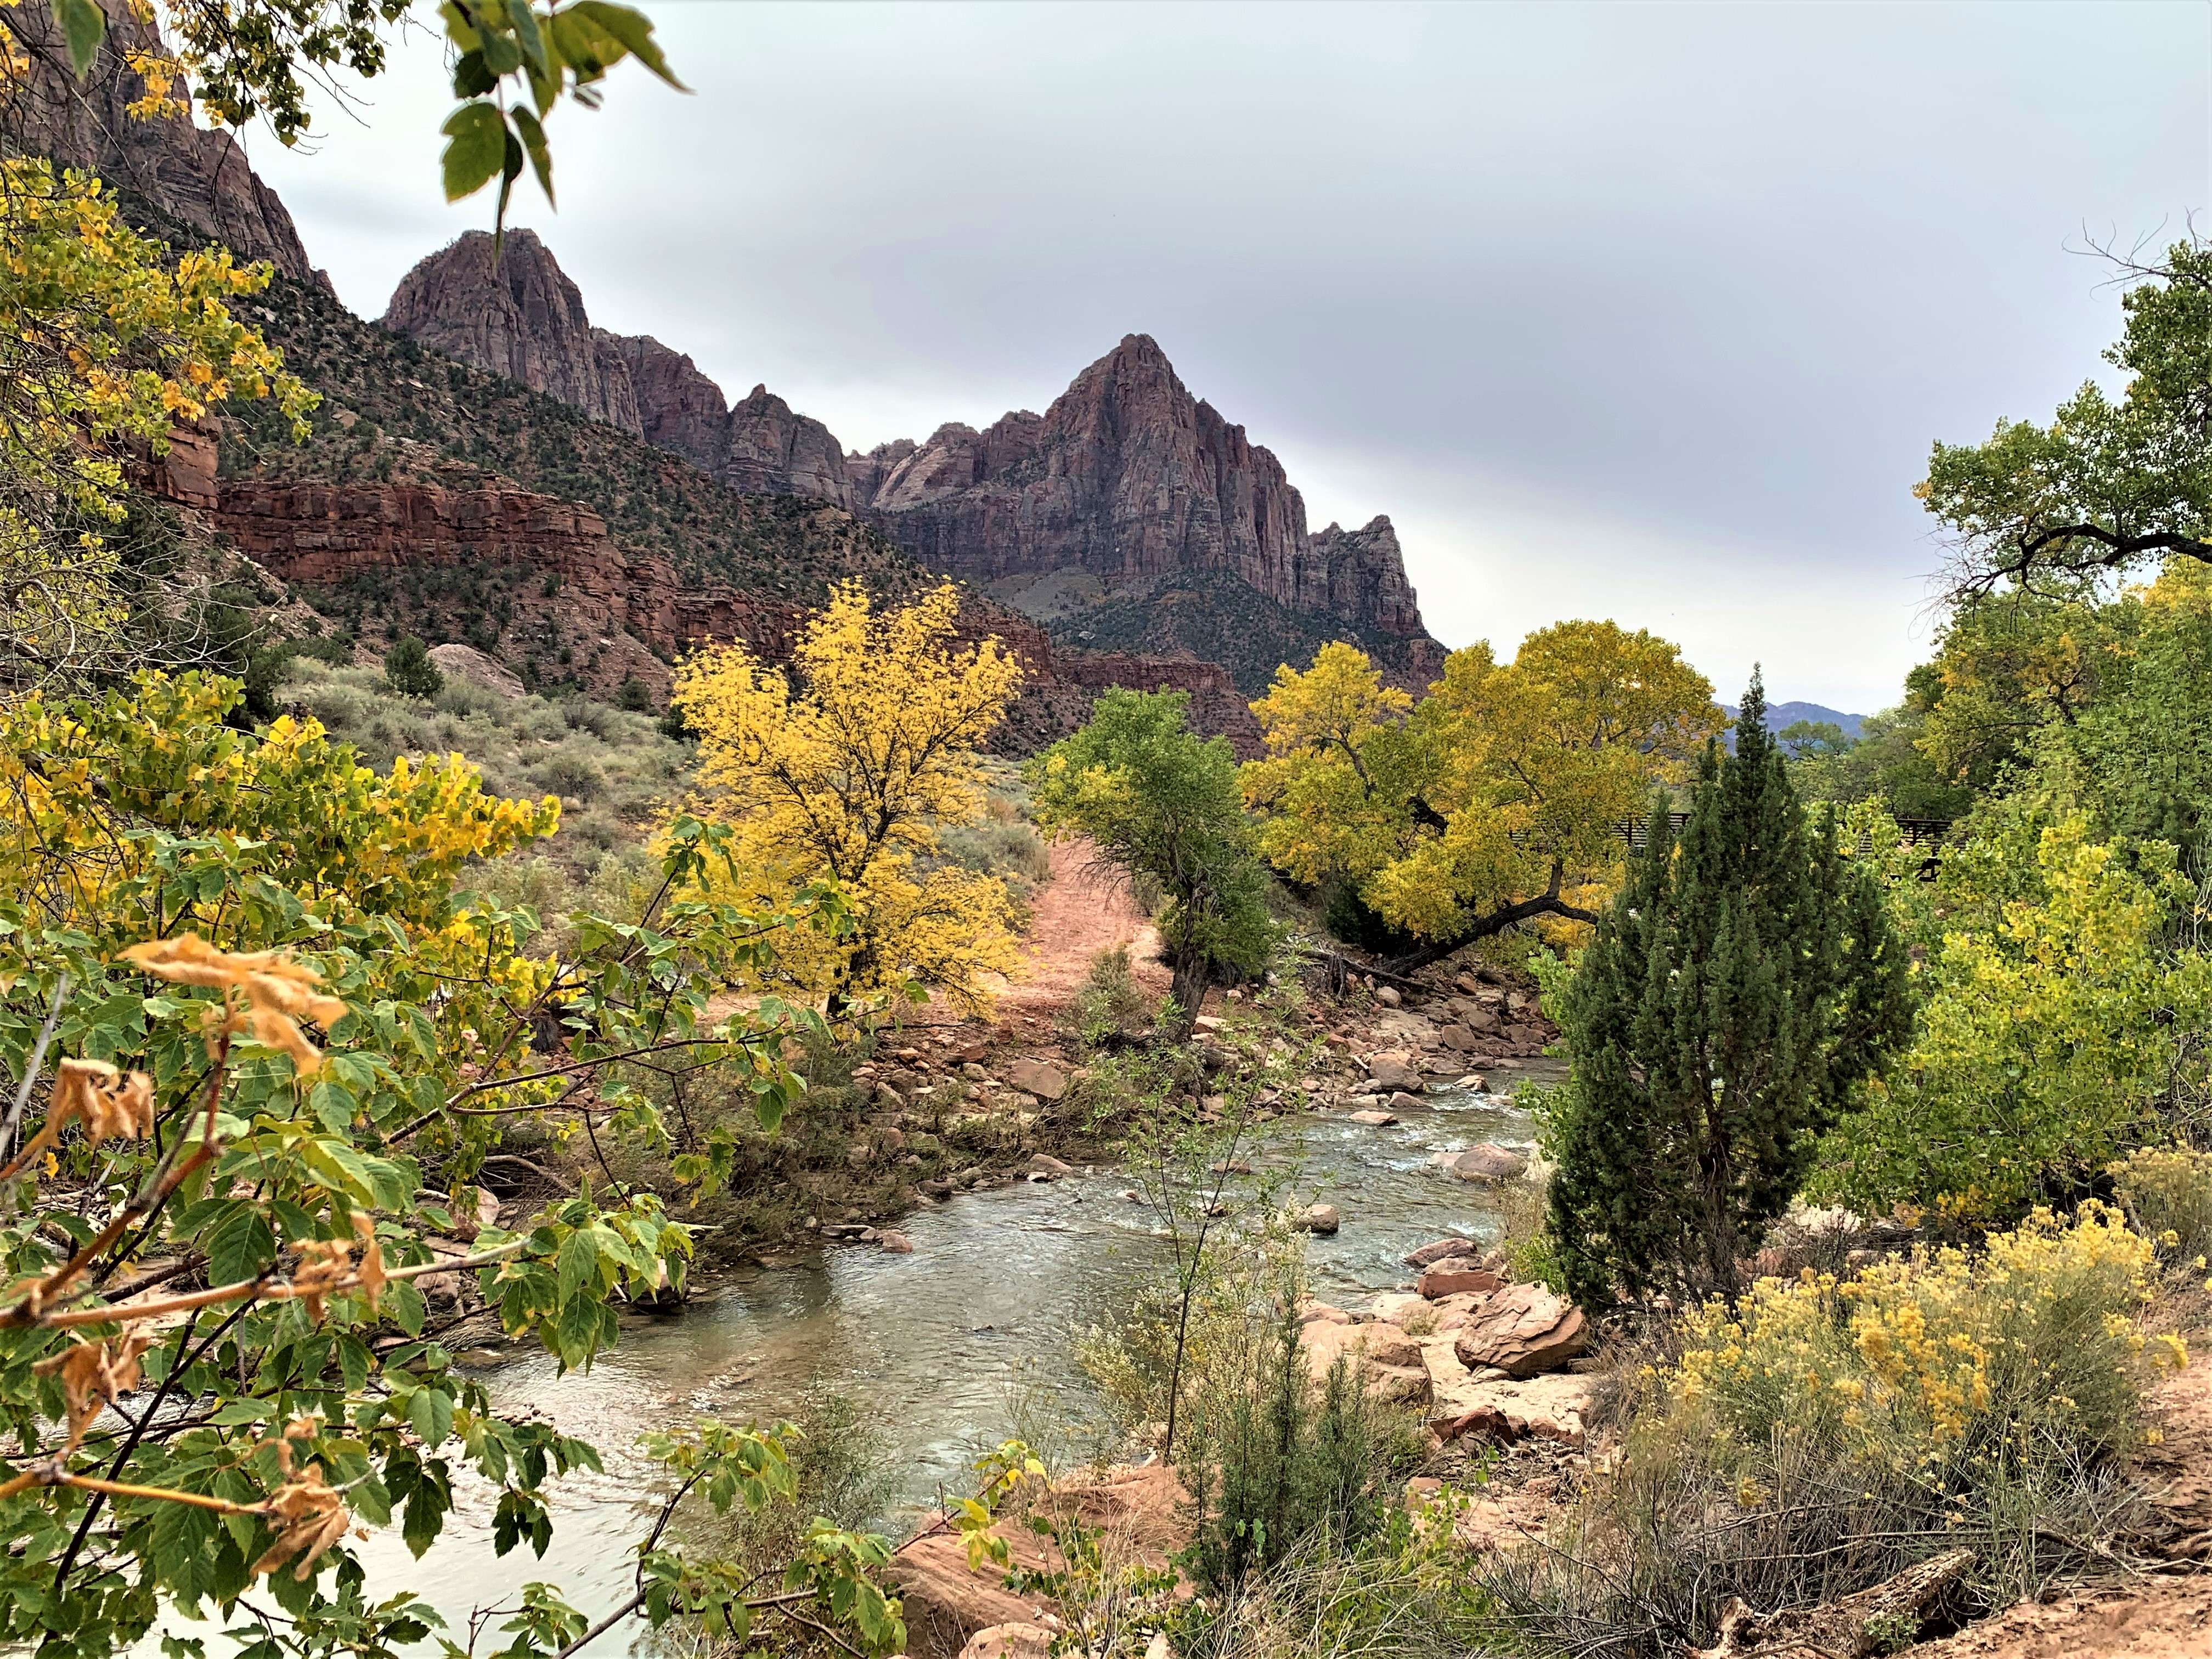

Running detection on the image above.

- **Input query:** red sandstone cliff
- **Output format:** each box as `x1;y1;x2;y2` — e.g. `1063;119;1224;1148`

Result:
184;466;1259;751
8;0;321;284
380;232;855;507
857;335;1437;649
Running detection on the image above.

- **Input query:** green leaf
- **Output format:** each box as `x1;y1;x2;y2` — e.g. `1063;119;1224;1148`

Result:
441;101;509;202
409;1386;455;1448
568;1;687;87
505;0;550;78
55;0;105;77
511;105;555;204
204;1203;275;1287
555;1226;596;1305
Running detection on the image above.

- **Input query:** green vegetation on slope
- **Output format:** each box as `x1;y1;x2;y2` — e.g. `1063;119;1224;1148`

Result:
223;275;926;603
1047;568;1435;698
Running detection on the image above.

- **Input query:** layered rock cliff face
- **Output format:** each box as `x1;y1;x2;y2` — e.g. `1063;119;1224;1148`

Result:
380;232;854;506
376;227;1439;663
382;230;639;431
853;335;1437;654
1301;516;1427;639
188;469;1259;751
9;0;320;283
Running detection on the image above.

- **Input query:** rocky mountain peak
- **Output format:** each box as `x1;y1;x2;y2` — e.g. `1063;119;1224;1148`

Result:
373;222;1436;660
859;335;1436;652
383;230;640;432
379;231;851;506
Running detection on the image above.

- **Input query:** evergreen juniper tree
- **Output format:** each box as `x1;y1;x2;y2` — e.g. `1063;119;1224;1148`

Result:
383;633;444;698
1548;673;1914;1306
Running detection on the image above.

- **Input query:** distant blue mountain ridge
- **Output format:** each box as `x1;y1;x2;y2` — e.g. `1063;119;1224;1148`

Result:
1717;701;1866;753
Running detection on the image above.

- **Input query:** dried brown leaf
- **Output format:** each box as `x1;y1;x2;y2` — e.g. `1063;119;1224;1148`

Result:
251;1464;349;1581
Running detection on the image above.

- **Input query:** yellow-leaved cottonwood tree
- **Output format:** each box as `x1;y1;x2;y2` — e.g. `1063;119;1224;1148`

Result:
672;581;1026;1019
1243;623;1721;966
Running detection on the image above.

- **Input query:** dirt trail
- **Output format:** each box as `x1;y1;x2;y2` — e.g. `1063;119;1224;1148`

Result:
995;839;1167;1022
1905;1354;2212;1659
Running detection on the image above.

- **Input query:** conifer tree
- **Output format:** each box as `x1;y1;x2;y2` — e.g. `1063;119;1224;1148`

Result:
1548;674;1914;1306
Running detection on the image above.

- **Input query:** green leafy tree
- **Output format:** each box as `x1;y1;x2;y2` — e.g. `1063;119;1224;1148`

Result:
382;634;443;698
1547;675;1915;1305
1776;719;1850;759
1815;812;2211;1224
1029;688;1277;1038
0;673;916;1659
1923;235;2209;599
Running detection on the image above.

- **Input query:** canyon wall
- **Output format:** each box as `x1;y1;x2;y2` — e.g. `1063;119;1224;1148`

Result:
183;466;1259;750
380;232;855;507
12;0;321;284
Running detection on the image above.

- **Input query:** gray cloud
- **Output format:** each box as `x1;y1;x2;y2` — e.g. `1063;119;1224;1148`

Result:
237;0;2207;711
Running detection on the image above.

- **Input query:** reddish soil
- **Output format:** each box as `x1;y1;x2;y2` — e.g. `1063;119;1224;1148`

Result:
992;839;1167;1025
1907;1354;2212;1659
1904;1577;2212;1659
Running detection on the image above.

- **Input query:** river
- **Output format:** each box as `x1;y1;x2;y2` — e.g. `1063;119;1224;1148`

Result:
343;1064;1558;1644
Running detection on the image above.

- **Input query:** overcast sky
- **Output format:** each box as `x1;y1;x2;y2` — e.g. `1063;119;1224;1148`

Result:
233;1;2207;713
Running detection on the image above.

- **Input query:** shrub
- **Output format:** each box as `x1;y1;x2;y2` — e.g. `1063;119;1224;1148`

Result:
1480;1205;2189;1652
1073;945;1154;1048
383;633;443;697
532;745;608;802
2113;1146;2212;1267
1182;1306;1400;1591
1669;1204;2176;1469
1177;1519;1493;1659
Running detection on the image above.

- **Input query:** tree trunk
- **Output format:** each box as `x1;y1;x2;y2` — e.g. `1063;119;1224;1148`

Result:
1166;952;1211;1040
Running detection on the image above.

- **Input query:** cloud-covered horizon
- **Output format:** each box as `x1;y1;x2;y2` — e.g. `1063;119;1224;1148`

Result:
234;1;2206;714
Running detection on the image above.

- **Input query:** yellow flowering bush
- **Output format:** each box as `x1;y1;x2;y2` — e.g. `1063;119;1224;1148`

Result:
2112;1146;2212;1268
1664;1205;2180;1487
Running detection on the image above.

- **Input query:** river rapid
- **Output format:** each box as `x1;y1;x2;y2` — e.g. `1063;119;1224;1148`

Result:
346;1064;1560;1645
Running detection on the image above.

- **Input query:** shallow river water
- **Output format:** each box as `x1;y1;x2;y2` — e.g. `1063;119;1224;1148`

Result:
347;1065;1560;1644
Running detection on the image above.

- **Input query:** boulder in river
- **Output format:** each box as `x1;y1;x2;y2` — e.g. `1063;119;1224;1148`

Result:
1387;1091;1427;1114
1437;1143;1528;1182
1293;1203;1341;1235
1418;1260;1503;1299
1026;1152;1074;1180
1367;1051;1421;1090
1453;1284;1590;1378
1348;1108;1399;1126
1404;1235;1476;1268
877;1229;915;1254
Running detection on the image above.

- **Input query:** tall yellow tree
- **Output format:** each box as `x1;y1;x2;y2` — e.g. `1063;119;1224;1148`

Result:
672;581;1025;1018
1244;622;1720;967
